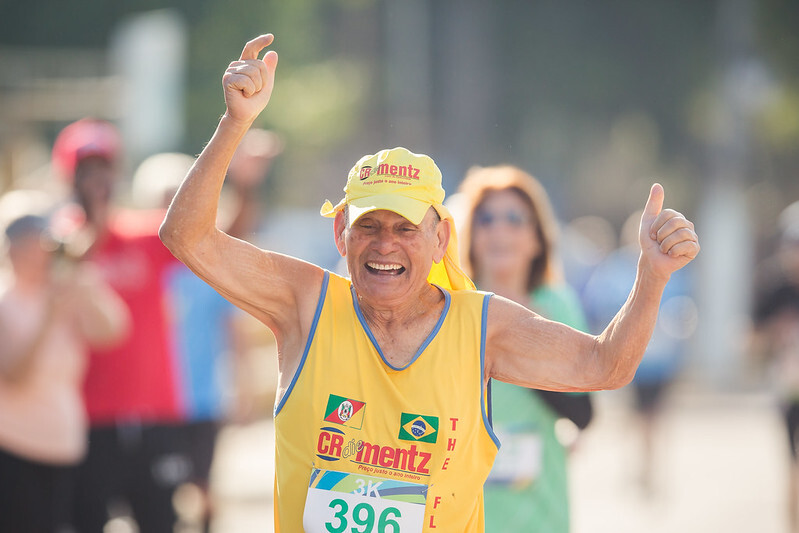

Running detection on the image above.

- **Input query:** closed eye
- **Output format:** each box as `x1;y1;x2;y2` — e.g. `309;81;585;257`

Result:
396;222;420;233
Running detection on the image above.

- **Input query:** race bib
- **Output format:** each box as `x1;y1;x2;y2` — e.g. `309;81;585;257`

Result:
485;430;542;486
303;467;427;533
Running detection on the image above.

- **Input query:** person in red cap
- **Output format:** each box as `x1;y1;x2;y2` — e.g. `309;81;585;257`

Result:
54;117;280;533
160;34;700;532
52;118;190;533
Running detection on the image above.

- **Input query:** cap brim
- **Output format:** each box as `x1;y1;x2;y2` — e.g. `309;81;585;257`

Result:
320;198;346;218
347;194;433;226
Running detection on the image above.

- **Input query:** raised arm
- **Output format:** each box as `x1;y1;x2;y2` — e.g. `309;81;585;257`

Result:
159;34;323;350
70;263;130;348
486;183;700;391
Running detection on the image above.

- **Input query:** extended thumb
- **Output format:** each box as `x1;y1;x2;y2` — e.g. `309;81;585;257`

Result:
263;49;279;69
643;183;664;220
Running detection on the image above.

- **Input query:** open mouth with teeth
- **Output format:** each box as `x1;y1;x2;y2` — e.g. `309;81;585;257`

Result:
365;261;406;275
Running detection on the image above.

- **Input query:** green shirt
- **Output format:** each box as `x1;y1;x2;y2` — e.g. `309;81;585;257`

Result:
484;283;588;532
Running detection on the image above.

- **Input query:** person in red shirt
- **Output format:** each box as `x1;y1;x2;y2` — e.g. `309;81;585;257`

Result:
52;119;187;533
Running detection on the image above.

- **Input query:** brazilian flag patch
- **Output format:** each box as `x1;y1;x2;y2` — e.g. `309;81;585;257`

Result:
398;413;439;443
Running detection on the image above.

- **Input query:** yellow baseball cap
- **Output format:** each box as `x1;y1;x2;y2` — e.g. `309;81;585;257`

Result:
320;147;475;291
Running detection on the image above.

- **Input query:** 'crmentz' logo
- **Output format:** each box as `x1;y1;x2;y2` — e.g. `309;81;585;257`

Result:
316;427;363;462
359;163;421;181
315;427;431;475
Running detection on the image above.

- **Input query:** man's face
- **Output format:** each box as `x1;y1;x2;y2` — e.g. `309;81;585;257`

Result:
7;230;52;279
73;156;115;217
336;208;448;304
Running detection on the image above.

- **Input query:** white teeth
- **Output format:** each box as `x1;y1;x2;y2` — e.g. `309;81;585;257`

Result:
367;262;402;271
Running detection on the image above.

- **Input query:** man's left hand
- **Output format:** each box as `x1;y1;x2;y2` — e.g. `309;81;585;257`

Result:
638;183;700;281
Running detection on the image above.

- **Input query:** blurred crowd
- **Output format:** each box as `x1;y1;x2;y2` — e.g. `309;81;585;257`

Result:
0;118;283;533
0;117;797;532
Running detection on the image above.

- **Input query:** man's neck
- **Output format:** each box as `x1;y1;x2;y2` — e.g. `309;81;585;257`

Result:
356;283;446;368
357;283;444;330
11;274;48;297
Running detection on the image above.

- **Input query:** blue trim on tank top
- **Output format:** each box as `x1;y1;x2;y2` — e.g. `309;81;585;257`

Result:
481;292;501;450
274;270;330;416
350;284;451;371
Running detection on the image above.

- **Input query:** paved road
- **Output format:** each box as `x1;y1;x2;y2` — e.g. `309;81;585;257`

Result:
569;383;789;533
204;380;790;533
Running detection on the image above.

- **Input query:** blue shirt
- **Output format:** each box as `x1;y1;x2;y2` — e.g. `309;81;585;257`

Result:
164;264;237;421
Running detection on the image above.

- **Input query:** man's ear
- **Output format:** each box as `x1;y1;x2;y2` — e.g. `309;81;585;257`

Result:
434;218;451;263
334;210;347;257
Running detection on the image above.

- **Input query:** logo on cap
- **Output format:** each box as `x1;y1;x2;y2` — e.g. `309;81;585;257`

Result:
372;163;421;180
359;166;373;180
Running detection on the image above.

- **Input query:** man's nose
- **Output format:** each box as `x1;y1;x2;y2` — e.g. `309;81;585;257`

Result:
372;227;399;253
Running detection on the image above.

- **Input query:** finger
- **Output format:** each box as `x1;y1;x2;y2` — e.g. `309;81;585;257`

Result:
240;33;274;61
240;62;265;92
653;210;691;242
262;49;278;87
224;72;257;97
657;227;698;255
662;238;700;260
642;183;664;223
227;62;265;91
254;59;270;91
230;60;266;74
263;49;279;70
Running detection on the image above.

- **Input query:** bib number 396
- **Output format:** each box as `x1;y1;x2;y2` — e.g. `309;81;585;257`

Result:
304;468;426;533
326;498;400;533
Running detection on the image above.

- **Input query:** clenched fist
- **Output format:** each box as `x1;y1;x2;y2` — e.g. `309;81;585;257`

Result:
222;34;279;126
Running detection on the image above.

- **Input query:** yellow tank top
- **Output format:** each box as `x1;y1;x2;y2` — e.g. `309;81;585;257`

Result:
274;271;499;532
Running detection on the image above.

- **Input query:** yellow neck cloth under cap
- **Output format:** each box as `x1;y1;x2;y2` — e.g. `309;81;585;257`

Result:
320;147;475;291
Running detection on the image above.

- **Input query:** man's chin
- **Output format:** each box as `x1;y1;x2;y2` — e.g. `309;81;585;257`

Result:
353;273;415;300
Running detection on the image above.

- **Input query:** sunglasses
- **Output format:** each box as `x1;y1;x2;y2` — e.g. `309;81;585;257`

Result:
474;209;530;228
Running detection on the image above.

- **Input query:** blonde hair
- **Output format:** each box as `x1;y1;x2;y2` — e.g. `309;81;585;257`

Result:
457;165;563;291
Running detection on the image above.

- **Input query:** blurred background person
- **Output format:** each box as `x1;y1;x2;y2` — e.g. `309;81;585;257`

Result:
50;117;191;533
751;200;799;532
581;209;697;496
455;165;593;532
0;190;129;533
130;127;282;532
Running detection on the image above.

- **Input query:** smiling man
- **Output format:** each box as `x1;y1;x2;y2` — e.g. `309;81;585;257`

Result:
160;34;700;533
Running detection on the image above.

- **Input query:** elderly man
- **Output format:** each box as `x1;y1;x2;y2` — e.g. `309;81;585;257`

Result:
160;34;700;533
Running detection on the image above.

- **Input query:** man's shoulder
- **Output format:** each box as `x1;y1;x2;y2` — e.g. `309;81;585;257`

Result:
447;287;491;309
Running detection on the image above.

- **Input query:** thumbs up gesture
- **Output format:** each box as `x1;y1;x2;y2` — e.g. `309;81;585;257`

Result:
222;34;279;126
638;183;700;281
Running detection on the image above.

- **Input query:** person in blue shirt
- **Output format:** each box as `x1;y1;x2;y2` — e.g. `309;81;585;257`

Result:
131;128;282;531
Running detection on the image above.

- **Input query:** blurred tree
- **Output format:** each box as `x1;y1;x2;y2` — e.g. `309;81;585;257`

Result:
1;0;799;214
755;0;799;192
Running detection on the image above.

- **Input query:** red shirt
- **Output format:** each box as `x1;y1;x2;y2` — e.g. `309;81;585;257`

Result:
81;210;184;425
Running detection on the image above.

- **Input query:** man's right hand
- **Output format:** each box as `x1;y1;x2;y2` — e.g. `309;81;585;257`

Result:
222;34;279;126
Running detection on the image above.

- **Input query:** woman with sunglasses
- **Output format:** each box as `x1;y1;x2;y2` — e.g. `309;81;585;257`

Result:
456;165;593;532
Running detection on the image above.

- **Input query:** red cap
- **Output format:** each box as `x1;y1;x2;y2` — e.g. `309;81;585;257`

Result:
52;119;121;182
